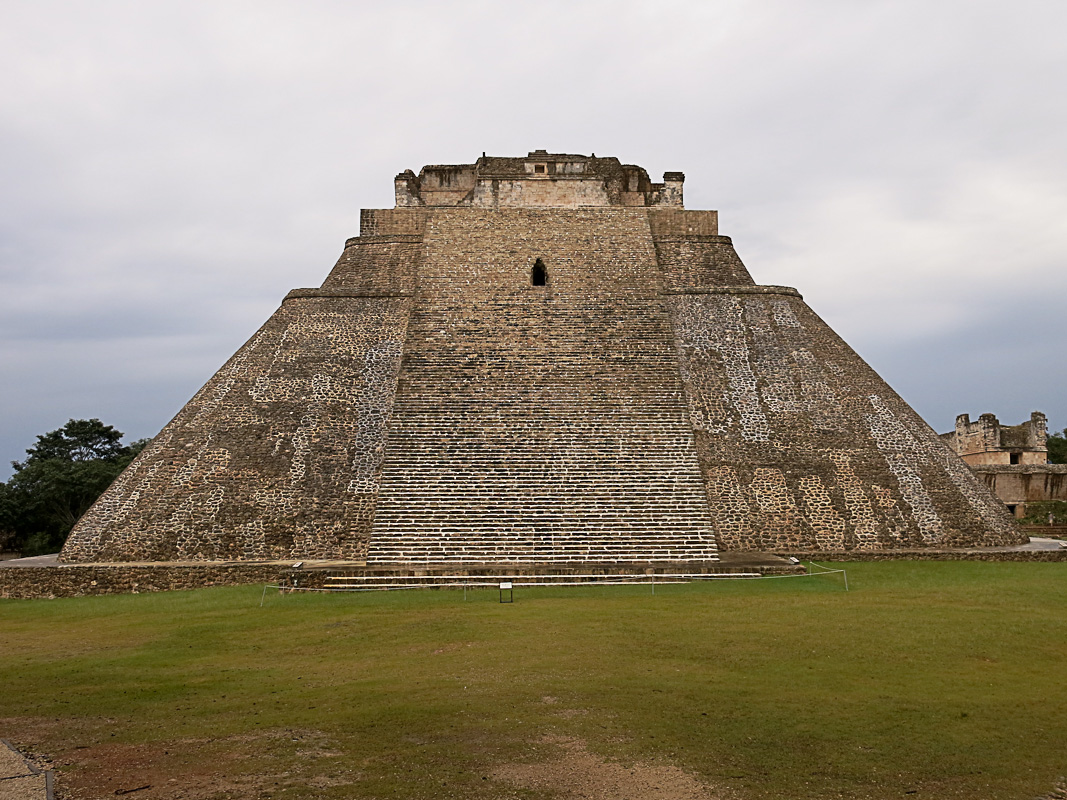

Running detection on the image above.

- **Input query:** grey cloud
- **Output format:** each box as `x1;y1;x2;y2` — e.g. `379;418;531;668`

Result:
2;0;1065;477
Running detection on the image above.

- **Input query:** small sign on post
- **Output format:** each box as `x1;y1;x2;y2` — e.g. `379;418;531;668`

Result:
499;581;513;603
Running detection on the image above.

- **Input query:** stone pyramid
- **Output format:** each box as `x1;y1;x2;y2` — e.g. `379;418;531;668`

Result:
60;151;1023;564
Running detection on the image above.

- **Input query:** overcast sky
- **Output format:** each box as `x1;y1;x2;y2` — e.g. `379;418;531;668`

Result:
2;0;1065;477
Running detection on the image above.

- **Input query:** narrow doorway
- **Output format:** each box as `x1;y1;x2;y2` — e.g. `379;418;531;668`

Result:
531;259;547;286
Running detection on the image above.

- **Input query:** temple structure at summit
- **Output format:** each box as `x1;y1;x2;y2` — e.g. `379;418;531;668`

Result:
60;151;1024;564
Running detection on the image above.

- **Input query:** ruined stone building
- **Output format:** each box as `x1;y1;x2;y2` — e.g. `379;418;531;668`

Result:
60;151;1024;565
941;412;1067;518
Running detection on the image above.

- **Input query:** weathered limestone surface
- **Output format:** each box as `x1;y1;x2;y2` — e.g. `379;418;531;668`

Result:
655;236;754;290
367;208;718;564
0;563;295;599
60;151;1025;565
940;411;1064;517
395;151;684;209
669;291;1021;550
62;294;411;562
973;465;1067;506
777;550;1067;562
943;411;1049;466
321;235;420;293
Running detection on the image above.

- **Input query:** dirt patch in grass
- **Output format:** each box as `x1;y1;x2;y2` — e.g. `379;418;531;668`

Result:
3;718;357;799
8;715;729;800
493;734;731;800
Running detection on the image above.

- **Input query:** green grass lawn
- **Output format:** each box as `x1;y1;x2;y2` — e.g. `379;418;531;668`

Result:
1;562;1065;799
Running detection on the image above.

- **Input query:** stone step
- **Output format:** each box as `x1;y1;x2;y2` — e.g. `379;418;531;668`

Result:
365;557;721;565
366;534;719;563
368;538;718;547
369;220;718;565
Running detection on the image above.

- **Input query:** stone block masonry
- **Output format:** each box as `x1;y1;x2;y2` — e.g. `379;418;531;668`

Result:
60;151;1025;565
62;293;411;562
367;208;718;564
0;563;297;599
669;290;1020;550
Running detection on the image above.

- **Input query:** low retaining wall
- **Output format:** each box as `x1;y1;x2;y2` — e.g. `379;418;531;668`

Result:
0;558;793;597
3;549;1064;600
1;559;791;599
0;563;300;600
778;549;1067;562
1022;524;1067;538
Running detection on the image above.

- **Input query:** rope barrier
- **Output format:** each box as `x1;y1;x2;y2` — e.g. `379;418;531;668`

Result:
258;563;848;603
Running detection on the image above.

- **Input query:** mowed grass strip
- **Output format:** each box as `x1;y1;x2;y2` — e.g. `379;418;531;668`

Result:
0;562;1065;799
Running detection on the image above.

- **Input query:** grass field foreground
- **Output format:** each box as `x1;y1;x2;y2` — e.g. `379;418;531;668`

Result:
1;562;1066;799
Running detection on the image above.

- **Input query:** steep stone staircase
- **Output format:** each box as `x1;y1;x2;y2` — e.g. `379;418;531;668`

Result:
367;209;718;565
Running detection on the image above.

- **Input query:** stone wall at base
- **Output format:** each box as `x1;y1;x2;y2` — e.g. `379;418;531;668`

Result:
777;550;1067;562
5;550;1062;599
1022;524;1067;537
0;564;300;599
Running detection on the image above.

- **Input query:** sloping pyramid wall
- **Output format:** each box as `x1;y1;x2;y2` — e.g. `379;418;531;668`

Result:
667;288;1020;550
61;293;412;561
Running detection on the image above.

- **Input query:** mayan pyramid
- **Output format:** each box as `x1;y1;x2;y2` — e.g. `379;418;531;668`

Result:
60;151;1024;564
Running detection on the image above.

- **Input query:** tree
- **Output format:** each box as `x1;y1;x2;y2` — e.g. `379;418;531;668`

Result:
1048;428;1067;465
0;482;19;553
16;418;128;465
1;420;147;556
1022;501;1067;526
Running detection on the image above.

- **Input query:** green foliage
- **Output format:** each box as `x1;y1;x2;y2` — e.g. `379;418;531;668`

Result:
0;419;146;556
1021;500;1067;526
1047;427;1067;464
16;418;127;465
0;482;19;553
